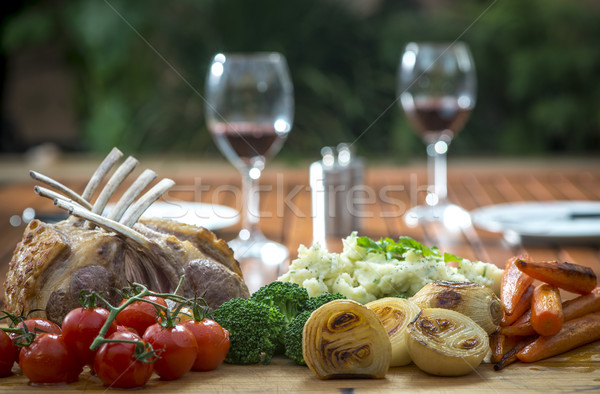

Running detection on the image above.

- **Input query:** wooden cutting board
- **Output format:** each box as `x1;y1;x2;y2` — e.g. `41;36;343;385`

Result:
1;341;599;393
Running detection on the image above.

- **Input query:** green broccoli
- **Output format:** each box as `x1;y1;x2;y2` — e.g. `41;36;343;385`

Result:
306;292;346;310
284;309;312;365
250;281;310;323
212;297;286;365
284;292;347;365
250;281;310;354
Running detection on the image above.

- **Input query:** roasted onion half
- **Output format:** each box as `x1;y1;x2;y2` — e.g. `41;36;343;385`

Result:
303;299;391;379
407;308;489;376
365;297;420;367
410;281;503;334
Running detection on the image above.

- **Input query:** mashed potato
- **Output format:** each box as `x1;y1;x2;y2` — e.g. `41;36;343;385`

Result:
278;233;503;304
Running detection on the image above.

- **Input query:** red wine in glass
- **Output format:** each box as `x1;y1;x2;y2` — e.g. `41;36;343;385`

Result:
403;97;472;143
210;121;287;166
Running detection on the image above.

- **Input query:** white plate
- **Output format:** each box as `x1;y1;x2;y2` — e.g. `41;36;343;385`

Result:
106;202;239;230
471;201;600;244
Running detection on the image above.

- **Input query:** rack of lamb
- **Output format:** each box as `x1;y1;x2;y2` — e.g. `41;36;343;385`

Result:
3;148;249;324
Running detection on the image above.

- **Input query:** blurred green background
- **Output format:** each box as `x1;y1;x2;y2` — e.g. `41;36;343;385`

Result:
1;0;599;162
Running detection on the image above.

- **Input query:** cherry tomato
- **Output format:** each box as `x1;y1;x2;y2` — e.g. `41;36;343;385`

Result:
16;318;62;336
19;333;82;384
116;294;168;336
182;318;230;371
94;331;154;389
0;330;18;377
62;306;117;366
143;323;198;380
5;333;21;364
116;325;138;333
10;318;63;362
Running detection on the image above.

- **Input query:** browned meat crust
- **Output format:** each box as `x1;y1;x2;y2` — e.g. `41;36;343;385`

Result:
138;217;242;277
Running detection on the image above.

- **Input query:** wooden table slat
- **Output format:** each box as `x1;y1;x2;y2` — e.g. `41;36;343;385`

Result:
1;160;600;391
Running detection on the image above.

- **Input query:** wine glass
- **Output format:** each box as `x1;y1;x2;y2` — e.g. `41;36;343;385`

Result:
397;42;476;229
205;52;293;284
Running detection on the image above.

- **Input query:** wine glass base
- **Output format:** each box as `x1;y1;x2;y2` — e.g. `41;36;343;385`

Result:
404;202;472;230
227;232;289;293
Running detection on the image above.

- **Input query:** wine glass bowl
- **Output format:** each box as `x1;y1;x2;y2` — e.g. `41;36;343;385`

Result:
205;52;294;289
397;42;476;229
206;53;293;170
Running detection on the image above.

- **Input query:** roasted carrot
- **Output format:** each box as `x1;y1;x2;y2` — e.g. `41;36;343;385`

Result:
562;287;600;320
501;287;600;337
514;258;597;295
490;331;504;364
501;284;534;326
500;312;536;337
493;336;536;371
531;284;564;336
517;311;600;363
501;255;535;316
491;332;528;365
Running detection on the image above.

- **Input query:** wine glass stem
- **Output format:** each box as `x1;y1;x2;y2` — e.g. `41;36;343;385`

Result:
240;168;261;238
427;141;448;205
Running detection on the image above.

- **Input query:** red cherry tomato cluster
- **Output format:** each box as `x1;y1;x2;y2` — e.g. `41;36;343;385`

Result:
116;294;168;336
1;283;230;389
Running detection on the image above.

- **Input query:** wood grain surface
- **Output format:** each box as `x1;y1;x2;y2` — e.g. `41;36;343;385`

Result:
0;344;599;393
1;157;600;392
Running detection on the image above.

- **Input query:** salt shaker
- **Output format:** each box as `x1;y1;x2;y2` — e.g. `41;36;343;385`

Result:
310;144;364;247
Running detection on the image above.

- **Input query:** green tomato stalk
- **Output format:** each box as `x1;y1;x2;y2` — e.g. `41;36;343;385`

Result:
0;310;55;347
88;276;191;362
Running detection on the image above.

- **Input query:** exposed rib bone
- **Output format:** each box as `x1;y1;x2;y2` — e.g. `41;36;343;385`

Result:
84;156;139;230
30;174;93;210
34;186;88;211
120;178;175;227
108;169;157;222
81;147;123;202
54;199;150;247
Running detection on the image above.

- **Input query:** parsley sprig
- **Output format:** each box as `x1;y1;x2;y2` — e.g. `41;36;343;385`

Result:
356;236;462;263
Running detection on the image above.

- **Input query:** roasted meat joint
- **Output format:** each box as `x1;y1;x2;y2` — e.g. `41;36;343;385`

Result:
3;147;249;325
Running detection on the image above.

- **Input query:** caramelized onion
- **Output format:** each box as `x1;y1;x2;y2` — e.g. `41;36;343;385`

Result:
366;297;420;366
407;308;489;376
410;281;503;334
303;299;391;379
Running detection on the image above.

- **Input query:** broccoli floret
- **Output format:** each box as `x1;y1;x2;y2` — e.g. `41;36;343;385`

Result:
284;310;312;365
251;281;310;355
212;298;286;365
306;292;346;310
283;293;347;366
251;281;310;324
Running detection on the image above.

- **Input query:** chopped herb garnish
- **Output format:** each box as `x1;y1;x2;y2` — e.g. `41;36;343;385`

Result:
357;236;464;263
443;252;462;263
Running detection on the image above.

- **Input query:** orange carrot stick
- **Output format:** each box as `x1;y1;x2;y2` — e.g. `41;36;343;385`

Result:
491;332;529;365
561;287;600;320
501;287;600;337
517;311;600;363
501;255;535;316
531;284;564;336
490;331;504;364
500;312;536;337
514;259;597;295
501;284;534;326
493;336;536;371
